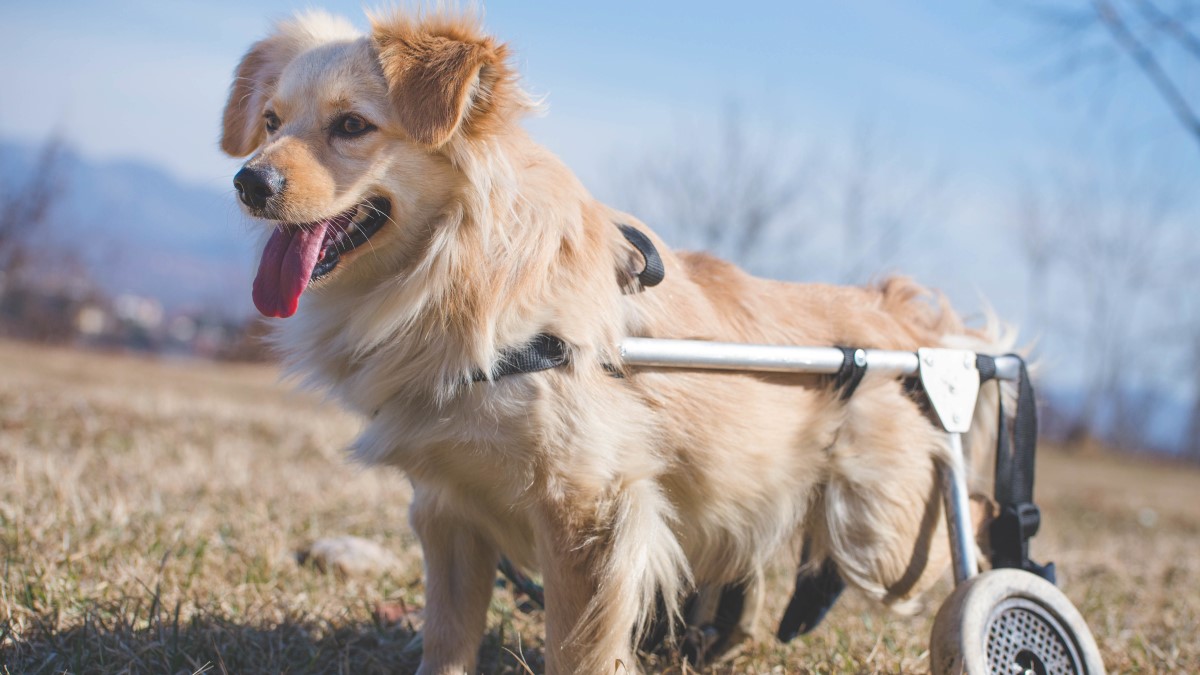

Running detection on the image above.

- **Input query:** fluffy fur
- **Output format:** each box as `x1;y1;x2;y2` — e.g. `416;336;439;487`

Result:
221;10;1011;674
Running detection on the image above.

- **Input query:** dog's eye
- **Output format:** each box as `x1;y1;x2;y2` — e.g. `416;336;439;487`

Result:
334;114;374;138
264;111;281;134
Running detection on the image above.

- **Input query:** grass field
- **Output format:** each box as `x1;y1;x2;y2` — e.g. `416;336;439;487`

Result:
1;339;1197;674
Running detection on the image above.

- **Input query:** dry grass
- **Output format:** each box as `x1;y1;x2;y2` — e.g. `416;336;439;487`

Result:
1;339;1196;674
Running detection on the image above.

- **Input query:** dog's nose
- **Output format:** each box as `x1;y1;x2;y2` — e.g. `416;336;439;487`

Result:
233;166;284;209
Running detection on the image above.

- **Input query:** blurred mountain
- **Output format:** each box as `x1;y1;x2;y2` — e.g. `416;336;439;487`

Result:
0;138;256;316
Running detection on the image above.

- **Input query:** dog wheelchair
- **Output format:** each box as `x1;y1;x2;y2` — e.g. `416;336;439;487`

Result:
499;337;1105;675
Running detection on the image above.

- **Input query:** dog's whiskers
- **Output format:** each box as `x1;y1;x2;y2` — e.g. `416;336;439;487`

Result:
353;199;399;264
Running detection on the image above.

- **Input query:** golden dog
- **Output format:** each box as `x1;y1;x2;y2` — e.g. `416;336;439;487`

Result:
221;10;1006;674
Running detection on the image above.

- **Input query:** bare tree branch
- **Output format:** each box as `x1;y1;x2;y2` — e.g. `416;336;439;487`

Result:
1133;0;1200;60
615;109;945;287
615;106;814;270
833;120;945;284
1091;0;1200;149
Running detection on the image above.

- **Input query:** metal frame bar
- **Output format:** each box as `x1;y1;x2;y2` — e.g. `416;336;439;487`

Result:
620;337;1022;382
618;337;1019;587
942;432;978;584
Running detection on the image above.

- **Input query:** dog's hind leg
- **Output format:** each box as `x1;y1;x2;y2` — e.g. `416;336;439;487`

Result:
687;570;764;664
535;479;687;675
815;381;960;613
410;489;500;675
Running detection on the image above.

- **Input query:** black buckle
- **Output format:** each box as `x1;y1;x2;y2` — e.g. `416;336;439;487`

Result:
989;503;1055;583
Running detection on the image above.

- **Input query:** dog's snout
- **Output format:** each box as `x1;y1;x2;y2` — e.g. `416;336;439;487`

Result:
233;165;285;209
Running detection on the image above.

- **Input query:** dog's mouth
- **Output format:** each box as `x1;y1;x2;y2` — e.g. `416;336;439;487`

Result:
252;197;391;318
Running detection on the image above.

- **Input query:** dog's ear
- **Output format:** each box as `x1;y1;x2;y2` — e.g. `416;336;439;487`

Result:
220;37;286;157
372;16;514;148
220;12;358;157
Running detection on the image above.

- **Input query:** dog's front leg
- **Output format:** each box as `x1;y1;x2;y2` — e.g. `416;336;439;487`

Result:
410;493;499;675
537;516;635;675
536;482;683;675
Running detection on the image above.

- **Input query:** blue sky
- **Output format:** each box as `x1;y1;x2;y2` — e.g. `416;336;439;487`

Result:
2;3;1192;276
2;1;1187;192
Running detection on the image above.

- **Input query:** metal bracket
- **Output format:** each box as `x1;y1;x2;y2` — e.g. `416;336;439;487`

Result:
918;348;980;433
920;348;985;584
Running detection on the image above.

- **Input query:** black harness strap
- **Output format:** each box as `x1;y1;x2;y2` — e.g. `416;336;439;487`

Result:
977;354;1056;584
470;223;665;384
831;347;868;400
471;333;569;382
617;223;665;288
498;556;545;611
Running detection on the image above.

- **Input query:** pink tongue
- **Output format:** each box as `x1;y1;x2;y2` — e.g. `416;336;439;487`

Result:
252;222;330;318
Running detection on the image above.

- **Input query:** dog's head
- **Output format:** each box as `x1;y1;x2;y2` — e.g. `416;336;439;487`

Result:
221;11;523;318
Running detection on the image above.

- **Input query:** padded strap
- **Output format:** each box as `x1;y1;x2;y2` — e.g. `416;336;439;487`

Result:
498;556;544;611
472;334;569;382
618;223;665;288
978;354;1056;583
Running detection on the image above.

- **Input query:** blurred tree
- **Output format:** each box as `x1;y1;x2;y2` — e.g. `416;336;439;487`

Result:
1017;0;1200;152
1016;159;1176;445
0;136;102;344
1014;176;1063;329
831;120;945;285
0;136;65;278
1187;337;1200;459
1176;253;1200;459
1013;0;1200;456
614;108;943;283
614;105;813;269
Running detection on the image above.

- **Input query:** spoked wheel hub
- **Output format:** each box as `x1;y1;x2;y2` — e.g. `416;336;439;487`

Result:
985;597;1085;675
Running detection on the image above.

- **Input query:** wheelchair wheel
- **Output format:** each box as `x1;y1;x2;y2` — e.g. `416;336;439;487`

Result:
930;569;1105;675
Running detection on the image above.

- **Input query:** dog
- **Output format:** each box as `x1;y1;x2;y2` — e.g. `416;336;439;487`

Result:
221;10;1007;674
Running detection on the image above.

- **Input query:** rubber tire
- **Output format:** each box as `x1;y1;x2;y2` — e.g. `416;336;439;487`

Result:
930;569;1105;675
